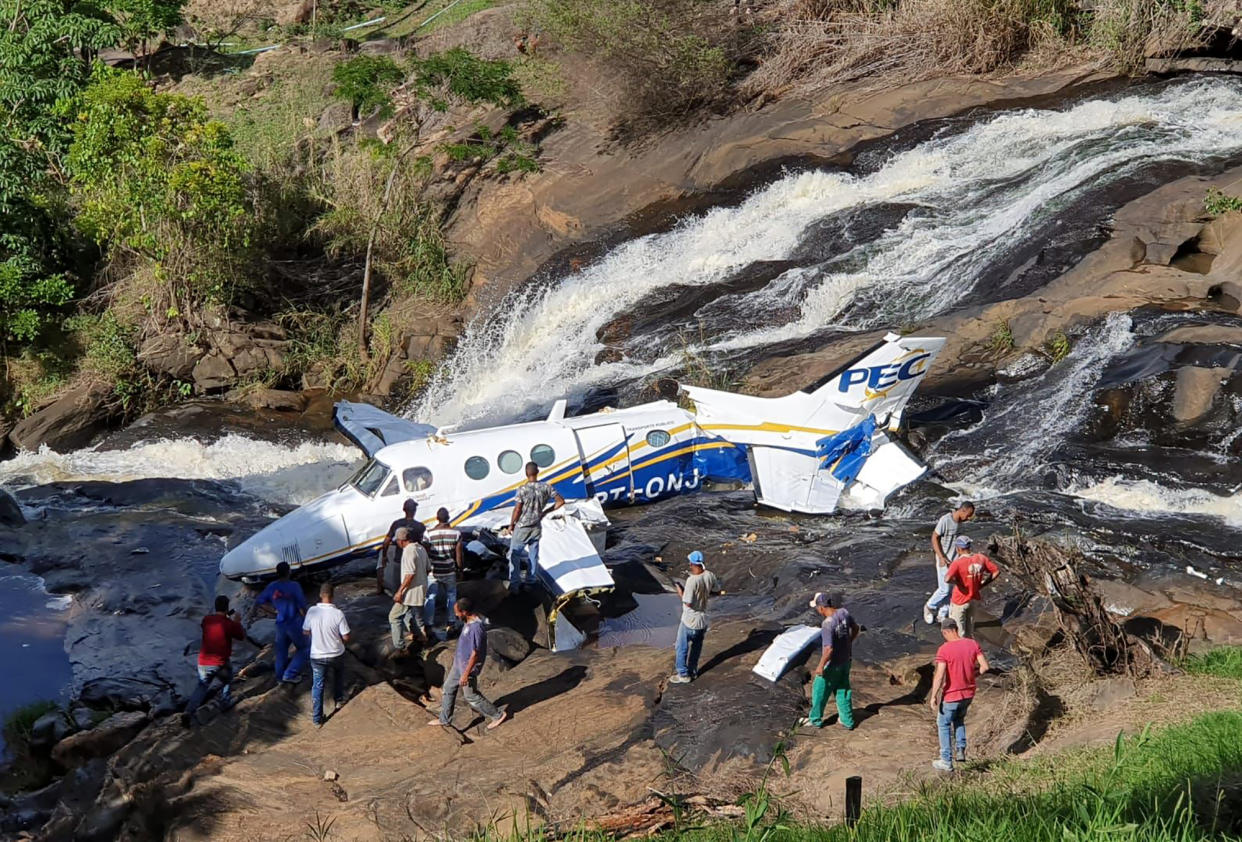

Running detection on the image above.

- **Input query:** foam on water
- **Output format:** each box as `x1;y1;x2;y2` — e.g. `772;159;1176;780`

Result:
0;435;359;505
1066;476;1242;528
412;77;1242;428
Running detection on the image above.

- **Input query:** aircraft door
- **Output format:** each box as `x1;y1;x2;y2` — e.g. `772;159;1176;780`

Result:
573;423;633;504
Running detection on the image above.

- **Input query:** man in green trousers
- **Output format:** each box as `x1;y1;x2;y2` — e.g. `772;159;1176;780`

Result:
800;592;859;730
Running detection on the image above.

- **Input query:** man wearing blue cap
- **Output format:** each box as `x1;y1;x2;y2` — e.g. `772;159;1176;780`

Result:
669;551;722;684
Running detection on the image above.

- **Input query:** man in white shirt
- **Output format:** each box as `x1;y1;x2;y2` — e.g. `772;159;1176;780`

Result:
303;581;351;726
391;527;430;652
922;502;975;626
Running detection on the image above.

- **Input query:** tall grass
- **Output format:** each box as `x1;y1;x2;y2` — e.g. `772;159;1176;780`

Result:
1183;646;1242;681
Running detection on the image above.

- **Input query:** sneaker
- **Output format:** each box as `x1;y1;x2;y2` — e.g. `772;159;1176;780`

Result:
955;748;966;764
668;674;692;684
922;606;935;626
931;759;954;773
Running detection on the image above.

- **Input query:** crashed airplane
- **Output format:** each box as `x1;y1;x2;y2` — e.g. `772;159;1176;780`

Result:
220;333;944;643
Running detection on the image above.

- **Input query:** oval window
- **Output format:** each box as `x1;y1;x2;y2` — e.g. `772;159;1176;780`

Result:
530;444;555;468
498;450;523;474
403;466;434;491
646;429;671;448
464;456;490;480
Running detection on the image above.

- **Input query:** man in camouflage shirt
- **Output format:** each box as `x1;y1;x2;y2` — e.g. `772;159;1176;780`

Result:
507;461;565;591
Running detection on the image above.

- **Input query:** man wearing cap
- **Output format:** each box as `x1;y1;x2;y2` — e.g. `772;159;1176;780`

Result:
928;616;989;771
669;551;722;684
923;502;975;626
943;536;999;639
390;527;430;651
800;593;860;731
377;499;426;595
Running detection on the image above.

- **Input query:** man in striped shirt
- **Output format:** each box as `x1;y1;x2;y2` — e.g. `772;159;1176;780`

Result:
424;507;463;637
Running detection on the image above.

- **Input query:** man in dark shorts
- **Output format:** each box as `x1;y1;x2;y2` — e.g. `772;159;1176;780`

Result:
377;498;424;594
800;592;859;730
182;595;246;727
928;616;990;771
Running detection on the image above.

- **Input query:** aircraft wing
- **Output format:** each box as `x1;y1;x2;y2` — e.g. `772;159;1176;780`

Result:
333;401;439;458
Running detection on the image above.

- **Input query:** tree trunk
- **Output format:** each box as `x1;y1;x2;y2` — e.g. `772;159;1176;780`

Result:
358;162;401;360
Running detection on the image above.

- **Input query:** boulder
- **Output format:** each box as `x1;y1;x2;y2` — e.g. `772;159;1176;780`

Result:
9;381;114;452
28;709;75;752
1172;366;1225;423
302;362;335;391
373;355;408;396
275;0;314;26
137;334;203;379
358;38;401;56
226;388;307;412
487;626;535;666
192;351;236;392
50;710;148;768
319;100;355;134
0;488;24;526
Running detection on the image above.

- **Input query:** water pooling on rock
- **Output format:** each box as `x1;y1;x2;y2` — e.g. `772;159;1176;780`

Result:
411;76;1242;429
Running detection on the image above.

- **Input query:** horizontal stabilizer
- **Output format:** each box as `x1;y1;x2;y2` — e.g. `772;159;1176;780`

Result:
333;401;438;457
753;625;822;682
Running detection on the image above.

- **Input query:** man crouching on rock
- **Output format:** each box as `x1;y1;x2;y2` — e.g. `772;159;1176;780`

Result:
431;597;508;731
799;592;859;731
181;595;245;727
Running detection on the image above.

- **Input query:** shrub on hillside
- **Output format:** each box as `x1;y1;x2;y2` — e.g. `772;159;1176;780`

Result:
332;54;406;118
411;47;524;109
526;0;739;133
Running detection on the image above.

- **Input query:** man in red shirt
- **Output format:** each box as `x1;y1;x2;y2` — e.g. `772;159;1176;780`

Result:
943;536;999;639
181;595;246;727
928;616;989;772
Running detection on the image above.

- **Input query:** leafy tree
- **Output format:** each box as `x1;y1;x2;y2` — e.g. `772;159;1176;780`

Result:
66;70;255;301
332;55;405;119
106;0;185;66
0;257;73;343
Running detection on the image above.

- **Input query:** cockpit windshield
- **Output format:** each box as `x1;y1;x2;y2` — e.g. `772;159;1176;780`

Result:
348;458;391;497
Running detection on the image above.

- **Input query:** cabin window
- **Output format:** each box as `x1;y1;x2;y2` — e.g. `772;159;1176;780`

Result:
381;476;400;497
349;459;390;497
403;467;433;491
646;429;671;448
530;444;555;468
498;450;523;474
464;456;490;480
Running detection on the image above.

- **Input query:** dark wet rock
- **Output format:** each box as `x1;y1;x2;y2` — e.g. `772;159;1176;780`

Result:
0;488;24;526
79;676;171;711
70;705;98;732
9;381;115;453
51;710;148;768
29;709;76;752
75;797;135;842
487;626;535;666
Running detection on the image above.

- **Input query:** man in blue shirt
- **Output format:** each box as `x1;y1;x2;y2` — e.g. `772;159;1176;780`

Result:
431;597;508;730
800;592;859;730
254;562;308;684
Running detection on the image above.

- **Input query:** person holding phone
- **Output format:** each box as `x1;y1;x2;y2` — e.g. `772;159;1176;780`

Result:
182;595;246;727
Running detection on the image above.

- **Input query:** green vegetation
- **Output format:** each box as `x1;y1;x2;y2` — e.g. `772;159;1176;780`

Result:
411;47;524;110
332;55;406;118
1183;646;1242;680
1046;329;1071;363
990;319;1015;352
1205;188;1242;216
2;700;60;791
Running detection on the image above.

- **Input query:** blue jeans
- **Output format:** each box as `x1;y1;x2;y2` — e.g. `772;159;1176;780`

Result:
509;525;541;588
185;663;233;716
675;623;706;678
425;575;458;629
925;562;951;618
937;698;972;765
275;621;308;682
439;662;502;725
310;656;345;724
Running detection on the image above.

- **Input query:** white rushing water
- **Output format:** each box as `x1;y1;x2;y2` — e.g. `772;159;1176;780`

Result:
0;435;359;505
1065;476;1242;528
412;77;1242;428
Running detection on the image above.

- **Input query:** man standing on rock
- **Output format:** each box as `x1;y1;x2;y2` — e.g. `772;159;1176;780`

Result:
432;597;509;730
391;527;430;651
669;551;722;685
507;462;565;591
425;507;463;637
253;561;308;684
182;595;246;727
923;502;975;626
799;592;859;731
944;536;999;639
377;499;425;595
304;581;351;727
928;616;989;772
